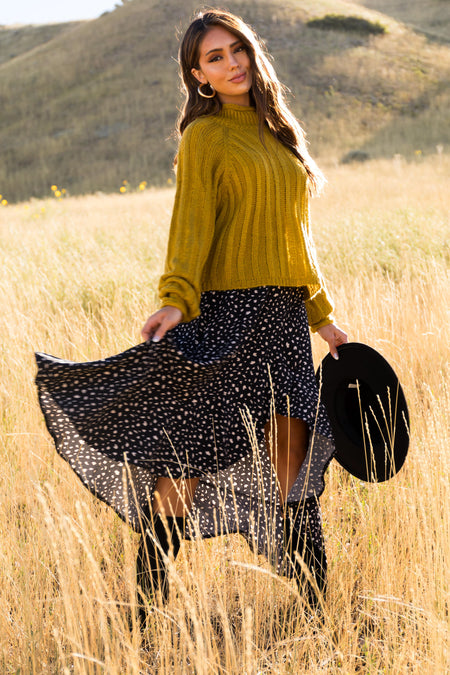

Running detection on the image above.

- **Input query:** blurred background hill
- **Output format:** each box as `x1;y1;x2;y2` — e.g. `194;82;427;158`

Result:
0;0;449;203
354;0;450;42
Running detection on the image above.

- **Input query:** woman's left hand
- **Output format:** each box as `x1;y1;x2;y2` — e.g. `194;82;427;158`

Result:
317;323;348;360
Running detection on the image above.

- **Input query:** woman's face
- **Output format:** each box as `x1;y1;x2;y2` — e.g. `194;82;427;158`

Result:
191;26;252;106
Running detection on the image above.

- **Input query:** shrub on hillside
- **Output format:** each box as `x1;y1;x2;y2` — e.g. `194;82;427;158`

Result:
307;15;386;35
340;150;371;164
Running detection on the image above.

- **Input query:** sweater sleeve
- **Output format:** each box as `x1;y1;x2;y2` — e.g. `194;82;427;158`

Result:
303;282;334;332
300;191;335;332
158;121;222;322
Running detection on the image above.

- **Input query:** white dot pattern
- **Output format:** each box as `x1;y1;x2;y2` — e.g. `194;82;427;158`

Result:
35;286;334;573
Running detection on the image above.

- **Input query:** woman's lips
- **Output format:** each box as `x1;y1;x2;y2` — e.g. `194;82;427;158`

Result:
230;72;246;83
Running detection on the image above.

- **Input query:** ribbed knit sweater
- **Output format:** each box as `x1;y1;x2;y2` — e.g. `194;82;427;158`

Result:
158;104;334;332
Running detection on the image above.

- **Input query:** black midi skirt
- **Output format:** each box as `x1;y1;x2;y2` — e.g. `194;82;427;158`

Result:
35;286;335;573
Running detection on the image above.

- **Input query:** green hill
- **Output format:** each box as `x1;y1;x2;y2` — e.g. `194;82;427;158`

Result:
1;0;449;203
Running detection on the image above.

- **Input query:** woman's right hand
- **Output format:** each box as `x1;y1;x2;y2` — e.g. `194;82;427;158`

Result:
141;306;183;343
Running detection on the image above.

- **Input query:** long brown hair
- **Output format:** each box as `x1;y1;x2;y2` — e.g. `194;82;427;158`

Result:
176;8;325;194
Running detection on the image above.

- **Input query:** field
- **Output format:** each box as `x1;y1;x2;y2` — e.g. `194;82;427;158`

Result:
1;155;449;673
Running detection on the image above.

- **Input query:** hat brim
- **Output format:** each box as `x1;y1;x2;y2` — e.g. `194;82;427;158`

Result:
316;342;410;482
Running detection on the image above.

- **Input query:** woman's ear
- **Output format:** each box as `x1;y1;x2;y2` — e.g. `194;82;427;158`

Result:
191;67;207;85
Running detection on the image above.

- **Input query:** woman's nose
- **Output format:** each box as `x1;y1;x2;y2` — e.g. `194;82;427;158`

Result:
228;52;239;68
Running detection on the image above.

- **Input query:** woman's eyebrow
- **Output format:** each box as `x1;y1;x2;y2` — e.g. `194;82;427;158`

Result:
205;40;242;56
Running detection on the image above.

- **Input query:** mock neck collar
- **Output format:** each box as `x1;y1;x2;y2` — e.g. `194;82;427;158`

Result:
218;104;257;124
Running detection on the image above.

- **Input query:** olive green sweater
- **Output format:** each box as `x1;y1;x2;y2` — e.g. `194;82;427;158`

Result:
158;104;334;332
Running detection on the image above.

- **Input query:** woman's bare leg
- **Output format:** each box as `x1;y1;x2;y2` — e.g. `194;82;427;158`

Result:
152;476;200;517
136;476;199;609
152;413;307;513
264;414;309;503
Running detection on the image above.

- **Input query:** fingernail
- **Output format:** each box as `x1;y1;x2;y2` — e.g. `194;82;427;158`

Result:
333;353;339;360
152;336;160;343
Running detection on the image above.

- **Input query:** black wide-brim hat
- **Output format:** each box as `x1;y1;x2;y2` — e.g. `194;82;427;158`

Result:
316;342;410;482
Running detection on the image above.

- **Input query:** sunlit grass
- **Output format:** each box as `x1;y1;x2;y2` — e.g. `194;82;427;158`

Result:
0;155;448;673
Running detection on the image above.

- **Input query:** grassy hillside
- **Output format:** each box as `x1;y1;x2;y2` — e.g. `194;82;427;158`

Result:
0;21;84;66
354;0;450;42
0;0;449;203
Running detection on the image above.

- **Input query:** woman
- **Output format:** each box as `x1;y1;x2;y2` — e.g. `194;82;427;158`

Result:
35;9;347;620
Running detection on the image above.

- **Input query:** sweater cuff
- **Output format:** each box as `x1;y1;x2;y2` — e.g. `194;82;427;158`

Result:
158;275;201;323
303;285;334;333
160;294;200;323
309;315;334;333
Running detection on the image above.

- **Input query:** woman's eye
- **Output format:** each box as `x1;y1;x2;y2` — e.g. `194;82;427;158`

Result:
207;45;245;62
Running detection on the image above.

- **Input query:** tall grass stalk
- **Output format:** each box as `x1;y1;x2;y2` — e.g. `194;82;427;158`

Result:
0;156;448;672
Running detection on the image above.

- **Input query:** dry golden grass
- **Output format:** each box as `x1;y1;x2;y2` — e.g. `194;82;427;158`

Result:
0;155;449;673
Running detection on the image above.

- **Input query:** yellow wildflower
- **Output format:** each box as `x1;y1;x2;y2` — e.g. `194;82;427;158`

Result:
51;185;58;191
2;199;8;206
120;186;127;193
139;181;147;191
55;190;62;198
167;177;173;185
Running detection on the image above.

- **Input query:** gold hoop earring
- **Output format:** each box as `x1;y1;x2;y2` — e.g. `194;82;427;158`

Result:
197;82;216;99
